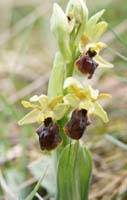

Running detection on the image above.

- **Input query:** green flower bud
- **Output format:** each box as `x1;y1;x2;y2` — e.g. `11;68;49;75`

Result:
66;0;88;24
66;0;88;45
50;3;72;62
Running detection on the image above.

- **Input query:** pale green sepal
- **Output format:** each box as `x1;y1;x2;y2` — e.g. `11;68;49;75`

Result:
48;52;65;100
95;55;114;68
64;77;82;89
53;103;70;120
92;101;109;123
64;94;80;107
91;21;108;42
79;100;94;112
50;4;72;61
85;9;105;36
57;142;92;200
18;109;40;125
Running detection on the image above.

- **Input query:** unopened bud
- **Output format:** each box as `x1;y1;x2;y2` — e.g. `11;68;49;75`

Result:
51;3;72;62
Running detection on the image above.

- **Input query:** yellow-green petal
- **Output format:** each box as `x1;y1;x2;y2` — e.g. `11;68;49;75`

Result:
18;109;41;125
21;101;33;108
98;93;112;99
21;101;41;110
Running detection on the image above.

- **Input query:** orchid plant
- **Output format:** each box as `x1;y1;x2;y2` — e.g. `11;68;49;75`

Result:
18;0;113;199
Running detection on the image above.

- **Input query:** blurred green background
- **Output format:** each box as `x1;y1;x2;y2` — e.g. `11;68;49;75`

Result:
0;0;127;199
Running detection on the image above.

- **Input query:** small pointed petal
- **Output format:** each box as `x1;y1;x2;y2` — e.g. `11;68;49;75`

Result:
21;101;41;110
98;93;112;99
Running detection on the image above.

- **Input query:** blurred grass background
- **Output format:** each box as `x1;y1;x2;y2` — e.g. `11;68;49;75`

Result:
0;0;127;199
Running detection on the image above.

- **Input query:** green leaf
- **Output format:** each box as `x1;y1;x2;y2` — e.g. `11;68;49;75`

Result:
25;167;48;200
57;142;92;200
48;52;65;99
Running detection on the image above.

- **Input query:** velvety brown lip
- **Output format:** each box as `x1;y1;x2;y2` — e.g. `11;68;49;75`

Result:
75;50;98;79
36;117;62;151
64;109;90;140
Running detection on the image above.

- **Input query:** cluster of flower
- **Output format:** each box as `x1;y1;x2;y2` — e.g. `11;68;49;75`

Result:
18;77;111;150
18;0;113;151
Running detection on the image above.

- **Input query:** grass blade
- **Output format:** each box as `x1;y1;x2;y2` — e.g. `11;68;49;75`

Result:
105;134;127;151
25;166;48;200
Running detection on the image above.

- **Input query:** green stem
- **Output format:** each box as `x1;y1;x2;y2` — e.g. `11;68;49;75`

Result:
66;60;74;78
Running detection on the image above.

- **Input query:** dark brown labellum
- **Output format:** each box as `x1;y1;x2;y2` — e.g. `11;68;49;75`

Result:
36;118;62;151
64;109;90;140
75;50;98;79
